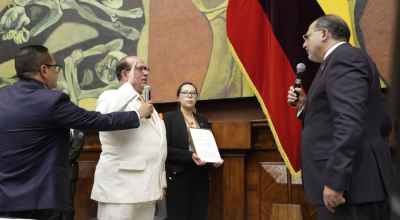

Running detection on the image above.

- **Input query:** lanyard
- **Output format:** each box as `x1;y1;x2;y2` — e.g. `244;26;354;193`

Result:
183;114;199;128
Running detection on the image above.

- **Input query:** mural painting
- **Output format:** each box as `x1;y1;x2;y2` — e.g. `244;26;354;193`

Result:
0;0;397;106
0;0;149;110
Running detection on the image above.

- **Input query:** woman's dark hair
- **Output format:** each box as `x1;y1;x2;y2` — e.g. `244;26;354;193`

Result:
176;82;198;110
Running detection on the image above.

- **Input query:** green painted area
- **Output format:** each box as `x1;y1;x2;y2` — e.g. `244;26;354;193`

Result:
0;59;16;78
44;22;99;53
0;0;13;12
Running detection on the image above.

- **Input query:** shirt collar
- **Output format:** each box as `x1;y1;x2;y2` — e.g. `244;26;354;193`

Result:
324;42;346;60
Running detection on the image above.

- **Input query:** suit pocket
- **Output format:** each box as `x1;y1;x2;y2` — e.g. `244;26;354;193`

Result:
119;160;146;170
312;149;331;160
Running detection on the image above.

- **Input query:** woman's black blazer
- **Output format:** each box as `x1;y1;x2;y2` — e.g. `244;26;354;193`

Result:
164;110;210;173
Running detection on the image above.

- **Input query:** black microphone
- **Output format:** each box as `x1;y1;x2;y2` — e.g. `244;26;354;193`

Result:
290;63;306;107
144;85;152;119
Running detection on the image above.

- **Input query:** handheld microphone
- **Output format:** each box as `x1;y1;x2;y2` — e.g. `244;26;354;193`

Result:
144;85;152;119
290;63;306;107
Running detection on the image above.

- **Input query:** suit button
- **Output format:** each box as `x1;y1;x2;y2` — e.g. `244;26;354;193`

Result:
71;164;74;166
169;177;172;180
173;172;176;175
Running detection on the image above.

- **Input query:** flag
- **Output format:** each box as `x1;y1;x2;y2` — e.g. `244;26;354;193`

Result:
226;0;358;178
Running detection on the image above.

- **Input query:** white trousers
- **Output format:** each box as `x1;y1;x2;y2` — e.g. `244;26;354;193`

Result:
97;201;156;220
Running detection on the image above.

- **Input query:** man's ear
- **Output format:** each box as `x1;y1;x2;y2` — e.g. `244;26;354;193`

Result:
122;70;129;81
38;65;48;79
321;28;329;42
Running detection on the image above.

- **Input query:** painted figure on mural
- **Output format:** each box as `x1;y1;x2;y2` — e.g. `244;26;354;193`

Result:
0;0;143;44
190;0;253;99
59;39;126;105
0;0;149;110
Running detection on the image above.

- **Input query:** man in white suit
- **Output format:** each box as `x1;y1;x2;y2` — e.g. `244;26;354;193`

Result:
91;56;167;220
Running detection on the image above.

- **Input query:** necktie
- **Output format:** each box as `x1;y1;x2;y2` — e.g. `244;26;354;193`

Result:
138;96;156;124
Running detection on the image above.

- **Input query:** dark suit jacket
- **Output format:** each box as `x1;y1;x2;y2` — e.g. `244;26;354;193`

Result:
0;78;140;212
69;129;85;180
299;43;394;205
164;110;210;173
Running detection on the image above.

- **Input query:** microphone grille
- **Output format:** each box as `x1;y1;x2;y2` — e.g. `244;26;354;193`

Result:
144;85;152;92
296;63;306;72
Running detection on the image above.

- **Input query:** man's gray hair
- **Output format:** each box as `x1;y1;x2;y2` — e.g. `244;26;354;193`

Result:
314;14;351;43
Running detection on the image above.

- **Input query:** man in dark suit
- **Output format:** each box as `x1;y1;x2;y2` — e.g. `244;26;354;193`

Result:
0;45;154;220
61;129;85;220
287;15;394;219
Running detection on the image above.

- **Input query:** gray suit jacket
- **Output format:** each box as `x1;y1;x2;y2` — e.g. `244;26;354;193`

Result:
299;43;394;205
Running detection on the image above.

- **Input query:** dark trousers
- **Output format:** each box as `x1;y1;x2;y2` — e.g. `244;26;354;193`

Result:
61;179;77;220
0;209;60;220
166;165;209;220
317;200;387;220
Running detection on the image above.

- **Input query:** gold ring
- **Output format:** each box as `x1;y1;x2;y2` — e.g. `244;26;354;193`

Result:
334;202;339;205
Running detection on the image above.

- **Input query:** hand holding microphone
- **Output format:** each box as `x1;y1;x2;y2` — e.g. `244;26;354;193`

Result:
287;63;307;109
144;85;152;119
137;101;153;119
137;85;153;119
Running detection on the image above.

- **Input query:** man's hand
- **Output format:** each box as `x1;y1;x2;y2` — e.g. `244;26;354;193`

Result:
192;153;207;166
323;185;345;212
156;188;166;203
287;86;306;110
127;61;141;87
137;101;153;119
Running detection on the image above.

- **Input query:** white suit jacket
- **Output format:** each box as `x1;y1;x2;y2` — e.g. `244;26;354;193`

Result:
91;83;167;203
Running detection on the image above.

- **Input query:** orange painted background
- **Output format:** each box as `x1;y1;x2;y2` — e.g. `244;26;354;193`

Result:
148;0;212;103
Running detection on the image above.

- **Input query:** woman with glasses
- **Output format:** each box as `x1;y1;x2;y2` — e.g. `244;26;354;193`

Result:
163;82;223;220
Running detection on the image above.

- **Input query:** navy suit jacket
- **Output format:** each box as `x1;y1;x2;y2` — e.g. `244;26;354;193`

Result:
164;110;210;173
299;43;394;205
0;78;140;212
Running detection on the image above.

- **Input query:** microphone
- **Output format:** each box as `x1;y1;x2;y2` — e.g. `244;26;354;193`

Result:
290;63;306;107
144;85;152;119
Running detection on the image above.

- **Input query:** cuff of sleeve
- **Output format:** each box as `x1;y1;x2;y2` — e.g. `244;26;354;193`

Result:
297;107;304;117
162;171;167;188
186;151;194;164
134;111;141;124
325;171;351;191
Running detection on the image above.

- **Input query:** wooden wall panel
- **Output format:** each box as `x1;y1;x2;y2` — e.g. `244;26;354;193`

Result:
260;163;289;220
223;155;245;220
251;123;277;150
207;164;224;220
212;121;251;149
291;177;317;220
75;162;98;220
154;97;266;122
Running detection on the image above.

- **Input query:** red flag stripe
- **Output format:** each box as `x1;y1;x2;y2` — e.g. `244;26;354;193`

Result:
227;0;303;178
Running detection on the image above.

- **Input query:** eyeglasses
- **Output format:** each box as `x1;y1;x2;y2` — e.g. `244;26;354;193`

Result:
39;64;62;72
124;66;150;74
302;30;321;42
180;91;198;97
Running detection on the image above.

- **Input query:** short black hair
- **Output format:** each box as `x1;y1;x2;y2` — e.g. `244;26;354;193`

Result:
116;56;130;81
314;14;351;42
176;82;198;110
15;45;52;78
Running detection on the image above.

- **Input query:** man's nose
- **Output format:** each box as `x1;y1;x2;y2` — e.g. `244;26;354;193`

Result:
303;42;307;49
